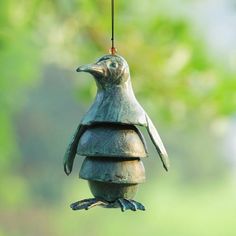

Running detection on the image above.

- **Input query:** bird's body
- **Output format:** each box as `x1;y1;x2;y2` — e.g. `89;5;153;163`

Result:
64;54;169;211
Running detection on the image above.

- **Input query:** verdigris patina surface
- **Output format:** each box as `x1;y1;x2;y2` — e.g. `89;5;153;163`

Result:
64;54;169;212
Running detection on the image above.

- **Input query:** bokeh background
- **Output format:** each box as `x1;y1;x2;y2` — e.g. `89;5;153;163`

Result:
1;0;236;235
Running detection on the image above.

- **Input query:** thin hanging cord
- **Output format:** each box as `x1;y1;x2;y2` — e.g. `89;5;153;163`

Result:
111;0;114;48
110;0;117;54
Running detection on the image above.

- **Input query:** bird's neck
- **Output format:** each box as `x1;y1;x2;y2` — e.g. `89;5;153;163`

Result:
97;78;133;93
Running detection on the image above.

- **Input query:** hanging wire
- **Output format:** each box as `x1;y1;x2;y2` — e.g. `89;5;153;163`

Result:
110;0;117;54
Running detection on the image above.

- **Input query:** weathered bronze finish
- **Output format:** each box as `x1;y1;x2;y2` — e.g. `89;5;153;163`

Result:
80;157;145;184
77;124;148;158
88;181;138;202
64;54;169;212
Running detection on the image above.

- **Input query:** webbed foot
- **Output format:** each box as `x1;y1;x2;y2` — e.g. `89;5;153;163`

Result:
116;198;145;212
70;198;109;210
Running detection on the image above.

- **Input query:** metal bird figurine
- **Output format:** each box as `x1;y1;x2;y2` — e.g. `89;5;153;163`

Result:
64;54;169;212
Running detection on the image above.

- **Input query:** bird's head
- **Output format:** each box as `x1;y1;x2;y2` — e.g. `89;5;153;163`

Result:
76;54;130;87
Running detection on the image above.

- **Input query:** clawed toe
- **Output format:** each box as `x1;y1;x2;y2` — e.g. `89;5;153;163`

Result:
131;200;145;211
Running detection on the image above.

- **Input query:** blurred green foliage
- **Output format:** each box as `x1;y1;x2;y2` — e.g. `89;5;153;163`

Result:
0;0;236;236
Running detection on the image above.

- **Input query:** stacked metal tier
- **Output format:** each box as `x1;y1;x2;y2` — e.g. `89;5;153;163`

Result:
77;124;148;202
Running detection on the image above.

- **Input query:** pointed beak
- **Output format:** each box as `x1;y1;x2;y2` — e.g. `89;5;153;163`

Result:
76;63;104;76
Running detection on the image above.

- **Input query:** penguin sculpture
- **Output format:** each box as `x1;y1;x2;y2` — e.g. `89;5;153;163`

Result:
64;54;169;212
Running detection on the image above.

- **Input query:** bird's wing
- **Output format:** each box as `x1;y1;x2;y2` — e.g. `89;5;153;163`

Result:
145;114;169;171
64;124;87;175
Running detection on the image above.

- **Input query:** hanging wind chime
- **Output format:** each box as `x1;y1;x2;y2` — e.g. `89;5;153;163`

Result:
63;0;169;212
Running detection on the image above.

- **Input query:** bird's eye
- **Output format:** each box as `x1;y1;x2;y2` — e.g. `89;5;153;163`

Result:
109;62;118;69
